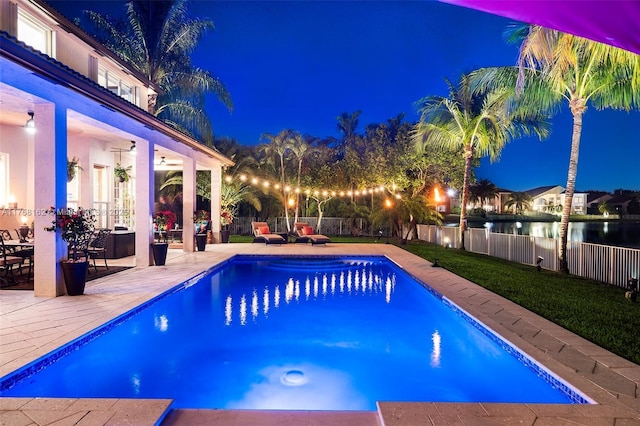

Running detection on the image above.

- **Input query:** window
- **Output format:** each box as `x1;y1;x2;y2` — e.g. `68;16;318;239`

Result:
17;10;53;56
98;66;138;105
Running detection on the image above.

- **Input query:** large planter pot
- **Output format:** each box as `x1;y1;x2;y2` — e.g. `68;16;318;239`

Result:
220;229;231;243
195;234;207;251
61;261;89;296
152;242;168;266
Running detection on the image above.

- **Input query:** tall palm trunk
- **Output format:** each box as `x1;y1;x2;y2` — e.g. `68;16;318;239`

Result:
559;99;586;273
279;153;291;232
294;159;302;224
459;145;474;250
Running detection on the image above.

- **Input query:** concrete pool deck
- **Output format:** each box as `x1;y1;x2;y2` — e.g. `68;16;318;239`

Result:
0;242;638;425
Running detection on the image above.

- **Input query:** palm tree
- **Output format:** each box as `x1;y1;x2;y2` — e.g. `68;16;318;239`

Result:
288;133;318;224
339;202;371;236
412;73;550;249
83;0;232;143
160;171;261;218
504;191;532;214
336;110;361;159
259;130;294;231
508;25;640;273
469;179;499;211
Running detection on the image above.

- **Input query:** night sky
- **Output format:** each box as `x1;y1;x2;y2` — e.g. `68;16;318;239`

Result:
47;1;640;193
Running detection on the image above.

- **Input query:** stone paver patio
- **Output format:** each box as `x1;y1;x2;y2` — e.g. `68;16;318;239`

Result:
1;243;638;425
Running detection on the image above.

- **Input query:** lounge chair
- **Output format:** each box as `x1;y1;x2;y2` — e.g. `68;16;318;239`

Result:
251;222;287;245
294;222;331;245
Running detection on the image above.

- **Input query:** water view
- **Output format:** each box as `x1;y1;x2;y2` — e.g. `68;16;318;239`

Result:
467;221;640;249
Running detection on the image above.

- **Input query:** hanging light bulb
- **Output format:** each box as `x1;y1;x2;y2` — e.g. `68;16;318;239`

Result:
24;111;35;134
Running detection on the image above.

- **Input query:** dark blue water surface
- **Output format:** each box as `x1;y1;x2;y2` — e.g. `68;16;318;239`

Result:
1;256;589;410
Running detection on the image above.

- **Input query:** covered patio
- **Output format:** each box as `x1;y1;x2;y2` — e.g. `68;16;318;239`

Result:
1;25;233;297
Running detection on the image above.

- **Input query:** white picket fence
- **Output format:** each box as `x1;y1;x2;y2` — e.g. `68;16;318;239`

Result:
416;225;640;289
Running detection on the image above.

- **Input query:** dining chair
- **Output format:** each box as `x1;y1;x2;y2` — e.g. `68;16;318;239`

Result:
0;229;16;254
0;234;25;283
87;229;111;273
10;241;34;280
2;228;33;279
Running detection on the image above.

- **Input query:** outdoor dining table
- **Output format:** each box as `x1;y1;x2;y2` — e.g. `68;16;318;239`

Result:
2;239;34;281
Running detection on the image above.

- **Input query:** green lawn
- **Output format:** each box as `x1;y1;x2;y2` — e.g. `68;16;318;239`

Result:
227;234;640;364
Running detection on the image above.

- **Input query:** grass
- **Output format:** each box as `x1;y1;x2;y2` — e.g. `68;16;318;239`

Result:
402;240;640;366
228;233;640;364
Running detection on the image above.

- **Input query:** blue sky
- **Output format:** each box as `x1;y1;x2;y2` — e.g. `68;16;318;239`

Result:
48;0;640;193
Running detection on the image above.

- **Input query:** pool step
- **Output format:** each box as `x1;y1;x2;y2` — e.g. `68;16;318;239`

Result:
161;408;382;426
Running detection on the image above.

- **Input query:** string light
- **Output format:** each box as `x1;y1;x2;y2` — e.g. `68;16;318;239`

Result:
222;173;405;200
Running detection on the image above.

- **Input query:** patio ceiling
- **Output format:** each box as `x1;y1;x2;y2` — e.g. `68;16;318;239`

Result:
0;80;180;166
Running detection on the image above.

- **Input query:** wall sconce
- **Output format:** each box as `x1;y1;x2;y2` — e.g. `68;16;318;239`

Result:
129;140;136;153
159;156;166;165
536;256;544;272
24;111;35;134
7;194;17;209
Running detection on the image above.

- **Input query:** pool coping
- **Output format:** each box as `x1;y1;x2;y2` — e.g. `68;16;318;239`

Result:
1;243;639;425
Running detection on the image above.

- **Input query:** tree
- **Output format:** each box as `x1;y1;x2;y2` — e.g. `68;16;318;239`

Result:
338;202;371;236
412;73;550;249
288;133;318;224
504;191;532;214
336;110;361;159
83;0;232;143
160;171;261;216
259;130;294;231
508;25;640;273
598;201;611;215
469;179;499;210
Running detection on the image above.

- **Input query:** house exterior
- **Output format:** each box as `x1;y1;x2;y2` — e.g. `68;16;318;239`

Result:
524;185;587;214
0;0;233;296
463;184;588;215
463;185;587;215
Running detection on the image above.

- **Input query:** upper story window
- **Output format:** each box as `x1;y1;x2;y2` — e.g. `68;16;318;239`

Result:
98;66;139;106
17;10;54;56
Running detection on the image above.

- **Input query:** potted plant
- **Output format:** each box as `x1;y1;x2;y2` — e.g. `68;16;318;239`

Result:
152;210;175;265
114;163;132;183
193;210;210;251
44;207;95;295
220;208;233;243
67;157;82;182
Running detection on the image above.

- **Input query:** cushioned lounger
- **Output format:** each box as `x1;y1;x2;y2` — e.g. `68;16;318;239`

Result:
294;222;331;245
251;222;286;245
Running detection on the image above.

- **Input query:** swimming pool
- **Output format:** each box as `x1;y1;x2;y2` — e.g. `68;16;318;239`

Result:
0;255;591;410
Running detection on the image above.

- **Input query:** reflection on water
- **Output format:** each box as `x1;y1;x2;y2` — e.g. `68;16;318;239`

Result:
469;221;640;249
224;264;397;326
1;256;580;409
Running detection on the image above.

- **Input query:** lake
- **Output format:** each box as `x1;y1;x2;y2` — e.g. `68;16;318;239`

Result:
466;220;640;249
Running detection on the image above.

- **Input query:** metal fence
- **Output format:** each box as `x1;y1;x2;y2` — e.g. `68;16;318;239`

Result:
416;225;640;289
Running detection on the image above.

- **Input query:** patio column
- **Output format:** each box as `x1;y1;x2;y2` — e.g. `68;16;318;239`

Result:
76;141;91;209
134;139;153;266
182;157;195;252
33;103;67;297
210;165;221;242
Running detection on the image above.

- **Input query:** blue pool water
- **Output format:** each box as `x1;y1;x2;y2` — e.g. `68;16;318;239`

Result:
0;255;590;410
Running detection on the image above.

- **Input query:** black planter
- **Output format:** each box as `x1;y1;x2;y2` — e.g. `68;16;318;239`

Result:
152;242;168;266
195;234;207;251
220;230;231;243
61;261;88;296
